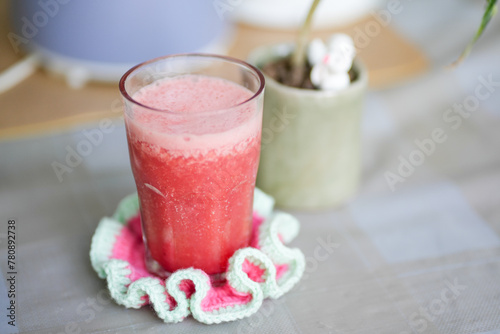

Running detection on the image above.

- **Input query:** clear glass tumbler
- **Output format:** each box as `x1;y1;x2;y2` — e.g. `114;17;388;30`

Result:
119;54;265;276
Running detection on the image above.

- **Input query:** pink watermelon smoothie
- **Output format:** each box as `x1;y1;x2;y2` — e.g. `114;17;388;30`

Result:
125;75;262;275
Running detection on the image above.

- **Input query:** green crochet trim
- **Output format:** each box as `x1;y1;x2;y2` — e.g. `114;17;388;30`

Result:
89;189;305;324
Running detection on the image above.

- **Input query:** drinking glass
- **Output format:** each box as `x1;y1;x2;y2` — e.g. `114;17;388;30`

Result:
119;54;265;276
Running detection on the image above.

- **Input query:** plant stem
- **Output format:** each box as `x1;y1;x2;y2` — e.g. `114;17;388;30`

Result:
291;0;322;68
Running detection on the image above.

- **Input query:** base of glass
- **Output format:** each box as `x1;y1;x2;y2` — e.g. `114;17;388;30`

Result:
145;250;227;286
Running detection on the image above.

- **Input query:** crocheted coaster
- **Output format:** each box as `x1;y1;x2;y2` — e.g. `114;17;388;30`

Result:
90;188;305;324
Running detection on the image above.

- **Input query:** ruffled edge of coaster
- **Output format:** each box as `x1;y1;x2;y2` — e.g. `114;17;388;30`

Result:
89;188;305;324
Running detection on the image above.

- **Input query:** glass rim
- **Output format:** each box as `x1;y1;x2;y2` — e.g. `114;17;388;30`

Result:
119;53;265;115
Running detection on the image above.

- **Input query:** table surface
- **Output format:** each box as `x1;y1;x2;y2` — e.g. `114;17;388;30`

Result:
1;0;500;333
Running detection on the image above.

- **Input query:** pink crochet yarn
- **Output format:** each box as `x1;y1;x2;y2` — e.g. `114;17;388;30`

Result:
110;212;289;312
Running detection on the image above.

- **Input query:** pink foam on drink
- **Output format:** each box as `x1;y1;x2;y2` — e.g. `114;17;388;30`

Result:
127;75;261;157
133;74;251;113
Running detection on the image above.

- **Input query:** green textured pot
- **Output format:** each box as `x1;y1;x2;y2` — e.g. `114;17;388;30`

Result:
248;44;368;210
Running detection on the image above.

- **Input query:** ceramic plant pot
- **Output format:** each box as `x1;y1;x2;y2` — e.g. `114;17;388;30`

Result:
248;44;368;210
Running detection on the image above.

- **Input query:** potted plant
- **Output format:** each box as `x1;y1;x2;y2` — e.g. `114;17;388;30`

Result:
248;0;367;210
249;0;496;210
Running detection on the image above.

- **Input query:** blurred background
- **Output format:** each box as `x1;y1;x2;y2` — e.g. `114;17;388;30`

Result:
1;0;431;138
1;0;497;138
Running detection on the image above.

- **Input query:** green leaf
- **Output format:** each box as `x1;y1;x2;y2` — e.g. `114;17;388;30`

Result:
453;0;497;66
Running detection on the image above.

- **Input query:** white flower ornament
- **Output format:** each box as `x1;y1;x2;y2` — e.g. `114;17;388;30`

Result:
307;34;356;91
